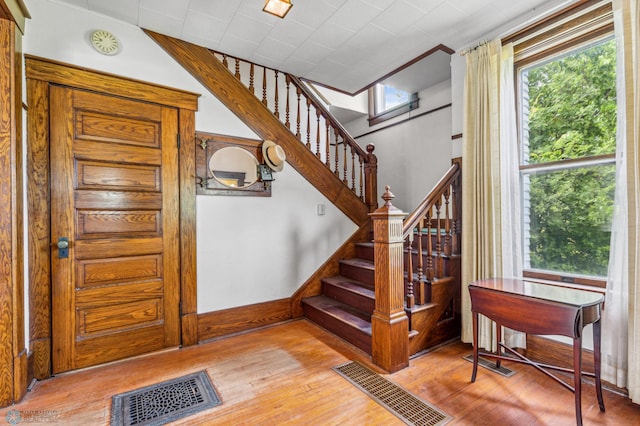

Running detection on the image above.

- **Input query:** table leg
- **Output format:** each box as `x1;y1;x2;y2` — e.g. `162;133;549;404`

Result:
471;311;479;382
573;336;583;426
593;319;605;411
495;322;502;369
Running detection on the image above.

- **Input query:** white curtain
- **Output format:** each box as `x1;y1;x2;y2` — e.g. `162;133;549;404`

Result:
500;43;526;349
608;0;640;403
602;0;630;391
461;40;523;350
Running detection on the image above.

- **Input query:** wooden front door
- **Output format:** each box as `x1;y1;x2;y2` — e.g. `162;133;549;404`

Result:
50;87;181;373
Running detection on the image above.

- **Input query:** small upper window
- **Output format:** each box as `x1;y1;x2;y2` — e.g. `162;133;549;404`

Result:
368;84;418;126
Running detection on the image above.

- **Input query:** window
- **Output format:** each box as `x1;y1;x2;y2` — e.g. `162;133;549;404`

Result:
517;35;617;287
368;83;418;125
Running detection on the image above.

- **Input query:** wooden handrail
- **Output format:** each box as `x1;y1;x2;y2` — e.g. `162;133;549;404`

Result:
287;75;369;159
403;162;461;237
208;50;378;211
400;160;461;309
144;30;372;224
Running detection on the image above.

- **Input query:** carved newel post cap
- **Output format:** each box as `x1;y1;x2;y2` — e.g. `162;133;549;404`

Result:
382;185;394;207
370;184;404;217
366;143;375;154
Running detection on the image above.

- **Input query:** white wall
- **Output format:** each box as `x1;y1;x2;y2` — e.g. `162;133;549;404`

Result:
344;80;453;212
23;0;357;314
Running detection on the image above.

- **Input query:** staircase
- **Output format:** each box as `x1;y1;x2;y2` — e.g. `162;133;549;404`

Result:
302;242;376;353
145;31;461;370
302;188;462;357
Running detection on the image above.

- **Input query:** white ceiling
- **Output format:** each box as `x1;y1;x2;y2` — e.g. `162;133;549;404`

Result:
54;0;577;94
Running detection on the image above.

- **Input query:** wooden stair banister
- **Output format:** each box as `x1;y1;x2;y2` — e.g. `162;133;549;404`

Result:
302;162;462;370
403;161;462;237
402;161;461;309
195;44;378;214
144;29;372;225
288;75;378;212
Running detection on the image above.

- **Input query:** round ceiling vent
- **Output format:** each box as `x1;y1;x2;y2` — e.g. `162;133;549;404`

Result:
90;30;120;56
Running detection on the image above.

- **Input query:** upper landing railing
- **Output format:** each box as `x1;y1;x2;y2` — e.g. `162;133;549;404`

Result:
212;52;378;212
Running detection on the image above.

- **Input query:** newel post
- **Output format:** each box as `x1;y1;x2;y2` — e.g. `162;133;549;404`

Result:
370;186;409;373
364;144;378;212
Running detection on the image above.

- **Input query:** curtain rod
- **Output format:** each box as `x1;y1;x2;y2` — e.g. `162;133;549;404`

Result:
459;40;489;56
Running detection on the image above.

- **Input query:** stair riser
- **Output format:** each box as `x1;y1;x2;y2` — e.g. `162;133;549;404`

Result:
323;283;375;314
355;244;374;261
302;304;372;353
340;263;374;285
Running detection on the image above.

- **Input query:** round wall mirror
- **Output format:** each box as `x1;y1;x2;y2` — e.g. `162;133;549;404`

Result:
208;146;259;188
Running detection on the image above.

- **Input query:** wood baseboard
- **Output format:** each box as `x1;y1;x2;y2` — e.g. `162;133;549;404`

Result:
290;223;372;317
197;298;292;342
523;335;628;395
524;335;594;372
13;350;28;402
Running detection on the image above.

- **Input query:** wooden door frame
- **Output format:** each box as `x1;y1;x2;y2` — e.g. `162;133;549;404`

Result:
0;0;28;406
25;56;199;379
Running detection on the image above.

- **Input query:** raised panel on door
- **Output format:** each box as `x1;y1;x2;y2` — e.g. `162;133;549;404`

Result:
50;87;180;373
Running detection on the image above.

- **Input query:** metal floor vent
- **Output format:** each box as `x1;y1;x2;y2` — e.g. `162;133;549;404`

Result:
462;354;516;377
333;361;452;426
111;371;221;426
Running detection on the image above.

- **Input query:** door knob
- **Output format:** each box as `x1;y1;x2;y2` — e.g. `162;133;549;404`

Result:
57;237;69;258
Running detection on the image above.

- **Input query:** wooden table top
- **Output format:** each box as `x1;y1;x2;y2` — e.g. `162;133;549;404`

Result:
469;278;604;307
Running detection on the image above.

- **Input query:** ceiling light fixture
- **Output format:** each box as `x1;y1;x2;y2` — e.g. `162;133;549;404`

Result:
262;0;292;18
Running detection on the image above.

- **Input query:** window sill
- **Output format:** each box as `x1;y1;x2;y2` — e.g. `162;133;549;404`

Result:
523;270;606;293
368;97;419;126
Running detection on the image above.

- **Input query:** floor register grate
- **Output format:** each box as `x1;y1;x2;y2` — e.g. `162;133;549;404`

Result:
333;361;452;426
111;371;221;426
462;354;516;377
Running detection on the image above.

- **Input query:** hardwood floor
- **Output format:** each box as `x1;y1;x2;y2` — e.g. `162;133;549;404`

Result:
2;319;639;425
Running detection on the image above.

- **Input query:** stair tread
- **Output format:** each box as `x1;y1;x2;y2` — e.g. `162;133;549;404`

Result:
340;258;374;270
303;295;372;335
355;241;374;248
407;302;438;313
323;275;374;294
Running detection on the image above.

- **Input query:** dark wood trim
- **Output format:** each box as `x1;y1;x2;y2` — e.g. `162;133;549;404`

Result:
354;104;451;140
515;23;614;68
0;17;26;407
368;93;419;126
291;223;372;317
0;0;29;33
11;23;26;403
524;335;597;379
197;299;292;342
26;58;200;380
194;131;271;197
503;0;606;45
24;55;199;111
179;108;198;347
26;78;51;380
364;44;454;95
301;44;455;96
145;30;370;226
523;270;607;290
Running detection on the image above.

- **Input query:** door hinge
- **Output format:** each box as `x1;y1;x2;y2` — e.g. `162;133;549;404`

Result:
177;133;181;148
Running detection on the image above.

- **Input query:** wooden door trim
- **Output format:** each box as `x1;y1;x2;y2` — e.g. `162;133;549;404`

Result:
25;55;199;111
26;57;199;379
0;16;26;406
